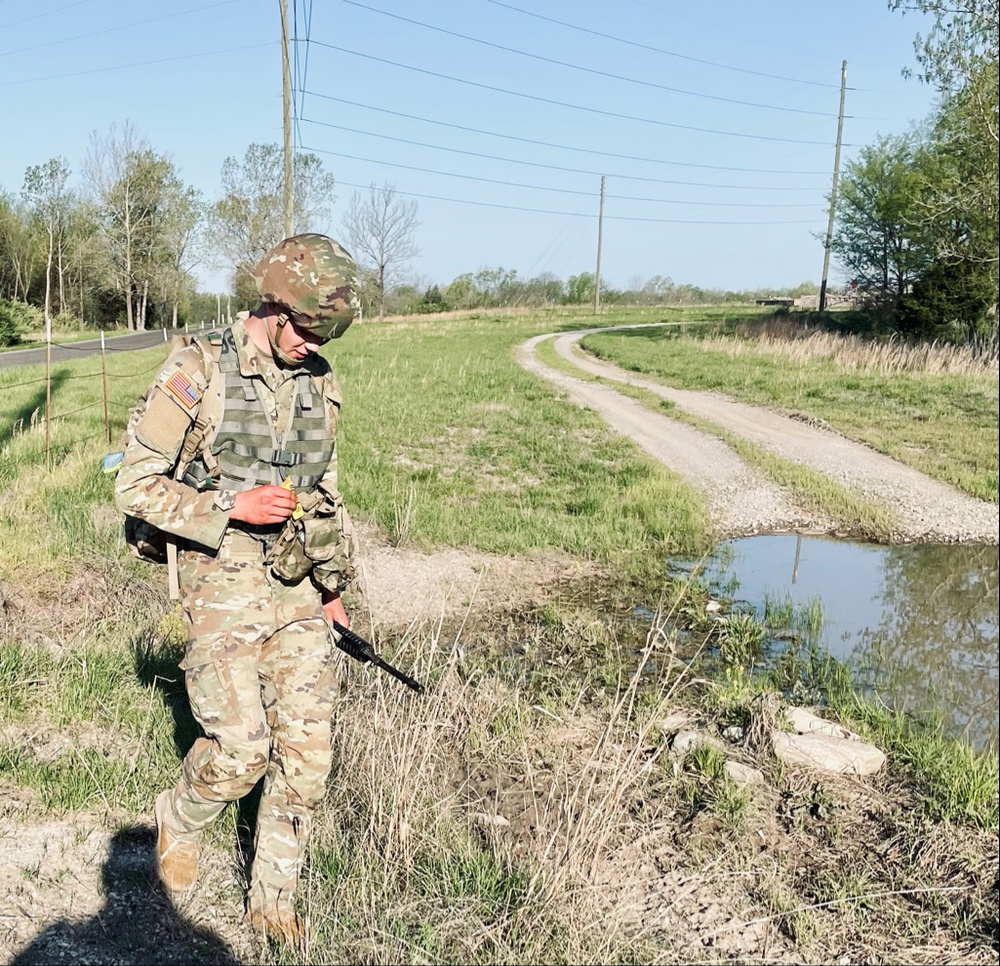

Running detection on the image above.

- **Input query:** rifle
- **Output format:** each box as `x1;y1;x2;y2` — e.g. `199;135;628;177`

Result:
331;621;425;694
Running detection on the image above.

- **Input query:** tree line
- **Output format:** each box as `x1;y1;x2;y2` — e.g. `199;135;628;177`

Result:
2;0;995;349
0;123;348;344
830;0;998;348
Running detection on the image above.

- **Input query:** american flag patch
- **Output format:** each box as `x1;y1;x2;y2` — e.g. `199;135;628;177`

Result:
165;370;201;409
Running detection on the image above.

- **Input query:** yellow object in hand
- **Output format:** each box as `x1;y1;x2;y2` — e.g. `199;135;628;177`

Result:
282;477;305;519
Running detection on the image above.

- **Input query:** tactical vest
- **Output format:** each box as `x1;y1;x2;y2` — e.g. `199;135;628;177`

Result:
183;327;336;493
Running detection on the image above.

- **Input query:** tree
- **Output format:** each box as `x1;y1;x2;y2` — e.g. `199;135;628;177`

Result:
341;182;419;321
85;123;175;330
0;191;39;303
206;143;336;287
155;175;202;327
889;0;999;335
830;133;930;302
22;157;73;327
565;271;596;305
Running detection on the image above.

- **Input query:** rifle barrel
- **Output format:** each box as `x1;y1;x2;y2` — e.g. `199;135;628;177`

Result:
332;621;424;694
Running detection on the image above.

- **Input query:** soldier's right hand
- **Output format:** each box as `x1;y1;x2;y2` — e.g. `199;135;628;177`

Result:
230;485;298;525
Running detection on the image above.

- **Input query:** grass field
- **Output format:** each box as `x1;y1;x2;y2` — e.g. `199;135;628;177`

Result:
0;305;996;964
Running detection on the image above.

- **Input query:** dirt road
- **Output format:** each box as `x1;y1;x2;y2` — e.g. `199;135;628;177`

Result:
516;327;998;545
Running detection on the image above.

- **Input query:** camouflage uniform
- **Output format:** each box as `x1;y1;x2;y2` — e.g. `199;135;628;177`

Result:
115;236;359;924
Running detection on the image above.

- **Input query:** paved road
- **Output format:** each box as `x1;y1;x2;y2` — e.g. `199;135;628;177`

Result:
0;327;209;370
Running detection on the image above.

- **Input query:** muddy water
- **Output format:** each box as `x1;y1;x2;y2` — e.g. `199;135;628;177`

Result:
697;535;999;750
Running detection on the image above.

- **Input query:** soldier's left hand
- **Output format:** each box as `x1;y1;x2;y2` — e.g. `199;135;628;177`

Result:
322;592;349;628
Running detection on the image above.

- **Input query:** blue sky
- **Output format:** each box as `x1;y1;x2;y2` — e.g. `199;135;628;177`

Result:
0;0;938;294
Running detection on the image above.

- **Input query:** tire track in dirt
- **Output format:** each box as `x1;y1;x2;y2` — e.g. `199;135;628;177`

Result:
517;333;835;539
518;328;998;544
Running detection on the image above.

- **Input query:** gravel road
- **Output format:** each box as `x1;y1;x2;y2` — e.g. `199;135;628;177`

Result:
517;327;998;545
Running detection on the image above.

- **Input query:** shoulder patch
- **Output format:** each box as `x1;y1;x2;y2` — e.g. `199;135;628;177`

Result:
164;369;202;410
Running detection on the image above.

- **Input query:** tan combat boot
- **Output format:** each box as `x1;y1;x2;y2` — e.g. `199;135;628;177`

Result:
154;790;199;894
245;904;307;947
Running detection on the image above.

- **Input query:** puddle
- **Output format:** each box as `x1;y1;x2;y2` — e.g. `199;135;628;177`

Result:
692;534;999;750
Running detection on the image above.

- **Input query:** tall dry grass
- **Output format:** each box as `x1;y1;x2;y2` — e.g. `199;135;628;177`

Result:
721;318;998;375
302;606;697;963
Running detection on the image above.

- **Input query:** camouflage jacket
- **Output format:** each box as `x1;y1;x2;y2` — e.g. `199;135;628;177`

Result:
114;318;355;595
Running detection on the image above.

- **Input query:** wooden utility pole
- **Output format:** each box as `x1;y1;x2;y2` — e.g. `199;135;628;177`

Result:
280;0;294;237
594;175;605;315
819;60;847;313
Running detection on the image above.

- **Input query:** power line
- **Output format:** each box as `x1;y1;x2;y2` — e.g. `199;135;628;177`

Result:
341;0;842;119
0;41;274;87
307;41;840;146
300;115;823;191
485;0;839;89
300;140;815;206
305;152;818;225
1;0;93;32
302;92;828;176
0;0;241;58
487;0;926;98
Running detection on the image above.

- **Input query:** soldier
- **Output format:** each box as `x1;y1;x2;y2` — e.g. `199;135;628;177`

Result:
115;234;360;946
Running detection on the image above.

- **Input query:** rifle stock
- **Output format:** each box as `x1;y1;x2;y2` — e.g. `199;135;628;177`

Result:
331;621;425;694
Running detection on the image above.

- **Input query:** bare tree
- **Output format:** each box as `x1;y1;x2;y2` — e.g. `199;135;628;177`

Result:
204;143;336;287
21;160;72;324
342;182;419;321
85;123;169;329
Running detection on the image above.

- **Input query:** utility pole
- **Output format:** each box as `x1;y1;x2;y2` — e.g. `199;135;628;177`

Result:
819;60;847;313
280;0;294;237
594;175;605;315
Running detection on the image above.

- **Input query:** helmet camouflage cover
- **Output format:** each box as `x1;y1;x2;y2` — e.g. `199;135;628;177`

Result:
255;233;360;340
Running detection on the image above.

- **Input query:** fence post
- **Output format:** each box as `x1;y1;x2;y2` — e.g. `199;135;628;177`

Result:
101;331;111;444
45;324;52;470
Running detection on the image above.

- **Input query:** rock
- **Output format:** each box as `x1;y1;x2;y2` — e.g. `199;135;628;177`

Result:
472;812;510;829
672;730;726;757
722;725;745;742
772;731;886;776
724;760;764;786
786;706;861;741
705;599;722;614
661;713;690;733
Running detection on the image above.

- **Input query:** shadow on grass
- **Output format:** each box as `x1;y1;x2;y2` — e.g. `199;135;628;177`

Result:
133;637;200;761
0;370;70;450
9;825;240;965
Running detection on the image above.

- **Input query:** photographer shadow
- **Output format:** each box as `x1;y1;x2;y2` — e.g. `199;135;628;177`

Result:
10;825;240;965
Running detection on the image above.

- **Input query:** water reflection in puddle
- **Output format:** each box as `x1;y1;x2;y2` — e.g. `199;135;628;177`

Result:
693;534;999;750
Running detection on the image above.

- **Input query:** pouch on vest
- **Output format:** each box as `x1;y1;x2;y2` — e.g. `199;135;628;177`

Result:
266;512;341;582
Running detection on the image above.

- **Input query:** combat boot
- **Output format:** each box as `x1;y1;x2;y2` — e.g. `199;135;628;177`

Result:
245;904;307;947
154;790;199;893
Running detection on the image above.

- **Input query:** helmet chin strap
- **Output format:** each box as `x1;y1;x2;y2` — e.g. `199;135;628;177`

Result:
267;312;301;367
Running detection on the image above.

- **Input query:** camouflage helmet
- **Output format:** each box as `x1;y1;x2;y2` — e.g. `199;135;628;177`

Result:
255;233;360;340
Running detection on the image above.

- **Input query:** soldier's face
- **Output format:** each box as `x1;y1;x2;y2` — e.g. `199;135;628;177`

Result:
275;312;327;360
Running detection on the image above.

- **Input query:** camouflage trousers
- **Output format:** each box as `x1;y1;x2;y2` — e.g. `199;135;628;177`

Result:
159;529;341;913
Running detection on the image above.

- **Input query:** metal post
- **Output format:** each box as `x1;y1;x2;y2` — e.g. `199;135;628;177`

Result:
101;331;110;444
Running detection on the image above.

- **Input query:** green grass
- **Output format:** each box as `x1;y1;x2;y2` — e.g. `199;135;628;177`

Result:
581;324;998;503
535;331;902;540
0;305;996;964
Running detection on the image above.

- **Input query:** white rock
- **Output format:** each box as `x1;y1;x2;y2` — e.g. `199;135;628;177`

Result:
786;706;861;741
772;731;886;776
472;812;510;829
724;760;764;786
705;599;722;614
671;730;726;757
661;712;690;733
722;725;745;742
